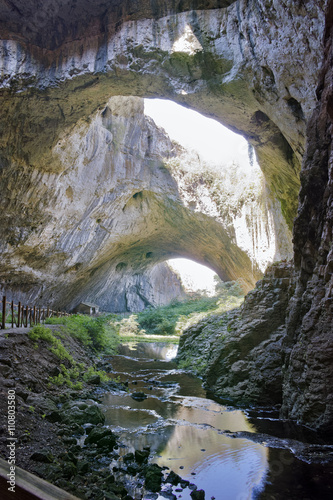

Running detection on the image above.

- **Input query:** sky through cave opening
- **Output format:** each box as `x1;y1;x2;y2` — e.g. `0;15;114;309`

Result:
167;258;218;296
144;98;290;292
144;98;253;167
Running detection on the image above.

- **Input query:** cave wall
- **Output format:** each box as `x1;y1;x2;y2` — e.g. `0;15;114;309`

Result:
0;0;332;430
2;0;320;311
178;0;333;433
281;0;333;433
0;95;265;311
0;0;326;228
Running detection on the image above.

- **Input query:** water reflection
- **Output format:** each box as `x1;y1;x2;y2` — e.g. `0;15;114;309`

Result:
103;343;269;499
117;342;178;360
154;426;268;500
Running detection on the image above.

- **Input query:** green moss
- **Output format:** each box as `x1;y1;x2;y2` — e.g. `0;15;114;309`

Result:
48;360;113;389
82;366;110;383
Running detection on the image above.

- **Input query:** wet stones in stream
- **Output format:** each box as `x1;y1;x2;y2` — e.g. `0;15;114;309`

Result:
144;463;164;492
46;401;105;426
28;397;207;500
84;426;117;451
130;391;147;401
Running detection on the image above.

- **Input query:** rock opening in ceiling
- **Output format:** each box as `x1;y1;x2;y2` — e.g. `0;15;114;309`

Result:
58;96;293;313
0;94;293;313
144;98;293;273
167;258;219;296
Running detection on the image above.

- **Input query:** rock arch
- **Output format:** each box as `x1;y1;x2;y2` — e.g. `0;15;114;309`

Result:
0;0;332;433
0;0;325;225
0;0;325;309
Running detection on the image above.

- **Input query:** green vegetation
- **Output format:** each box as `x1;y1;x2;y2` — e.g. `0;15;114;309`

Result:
46;314;119;354
0;313;13;324
82;366;110;384
112;280;244;339
38;281;242;354
28;325;74;363
49;363;83;390
25;283;243;389
48;361;115;389
28;325;115;389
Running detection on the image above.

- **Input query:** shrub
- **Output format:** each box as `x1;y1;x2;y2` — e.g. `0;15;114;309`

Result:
45;316;67;325
132;281;244;337
82;366;110;383
58;315;119;354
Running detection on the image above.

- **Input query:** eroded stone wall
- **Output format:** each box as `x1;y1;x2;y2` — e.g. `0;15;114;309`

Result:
0;96;264;311
178;0;333;433
0;1;326;227
281;0;333;434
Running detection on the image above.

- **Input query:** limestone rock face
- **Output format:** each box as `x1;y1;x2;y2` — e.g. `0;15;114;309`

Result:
0;0;332;431
178;1;333;433
166;149;292;272
0;0;324;311
0;95;269;311
281;2;333;434
177;262;295;405
0;1;326;228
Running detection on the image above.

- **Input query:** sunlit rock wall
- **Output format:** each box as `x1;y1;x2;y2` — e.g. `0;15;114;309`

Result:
0;96;265;311
0;1;326;229
177;262;295;405
166;148;292;272
177;0;333;434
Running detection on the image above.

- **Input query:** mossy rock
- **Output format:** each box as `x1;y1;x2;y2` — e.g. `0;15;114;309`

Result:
123;452;135;462
77;460;90;475
30;450;54;463
190;489;205;500
84;427;117;450
135;449;150;464
165;470;181;485
144;463;163;492
61;405;105;425
62;461;77;479
86;375;101;385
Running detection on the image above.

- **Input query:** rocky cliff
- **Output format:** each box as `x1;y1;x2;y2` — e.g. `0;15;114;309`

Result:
0;94;279;311
281;1;333;434
0;0;326;228
177;262;295;405
177;0;333;434
0;0;332;432
0;0;324;311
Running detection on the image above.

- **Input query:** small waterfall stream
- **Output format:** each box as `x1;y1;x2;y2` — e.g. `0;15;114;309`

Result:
102;342;268;499
97;342;333;500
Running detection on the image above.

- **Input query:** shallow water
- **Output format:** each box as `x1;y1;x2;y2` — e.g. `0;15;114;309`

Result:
102;342;333;500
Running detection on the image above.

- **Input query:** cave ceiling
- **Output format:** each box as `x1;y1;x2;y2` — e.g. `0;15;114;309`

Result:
0;0;327;310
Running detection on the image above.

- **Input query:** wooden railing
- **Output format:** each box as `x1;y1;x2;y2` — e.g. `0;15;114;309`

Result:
0;457;80;500
1;295;71;330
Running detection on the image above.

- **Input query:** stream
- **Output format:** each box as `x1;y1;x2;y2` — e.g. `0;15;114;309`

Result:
101;342;333;500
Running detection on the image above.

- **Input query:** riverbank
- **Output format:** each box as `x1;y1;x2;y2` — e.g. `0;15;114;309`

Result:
0;325;205;499
1;323;333;499
0;325;128;498
118;333;179;344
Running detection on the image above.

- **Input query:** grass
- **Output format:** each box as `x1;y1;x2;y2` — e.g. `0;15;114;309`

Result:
48;361;117;389
28;325;74;363
39;280;243;351
110;280;244;339
46;314;119;354
118;333;179;344
27;324;117;389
